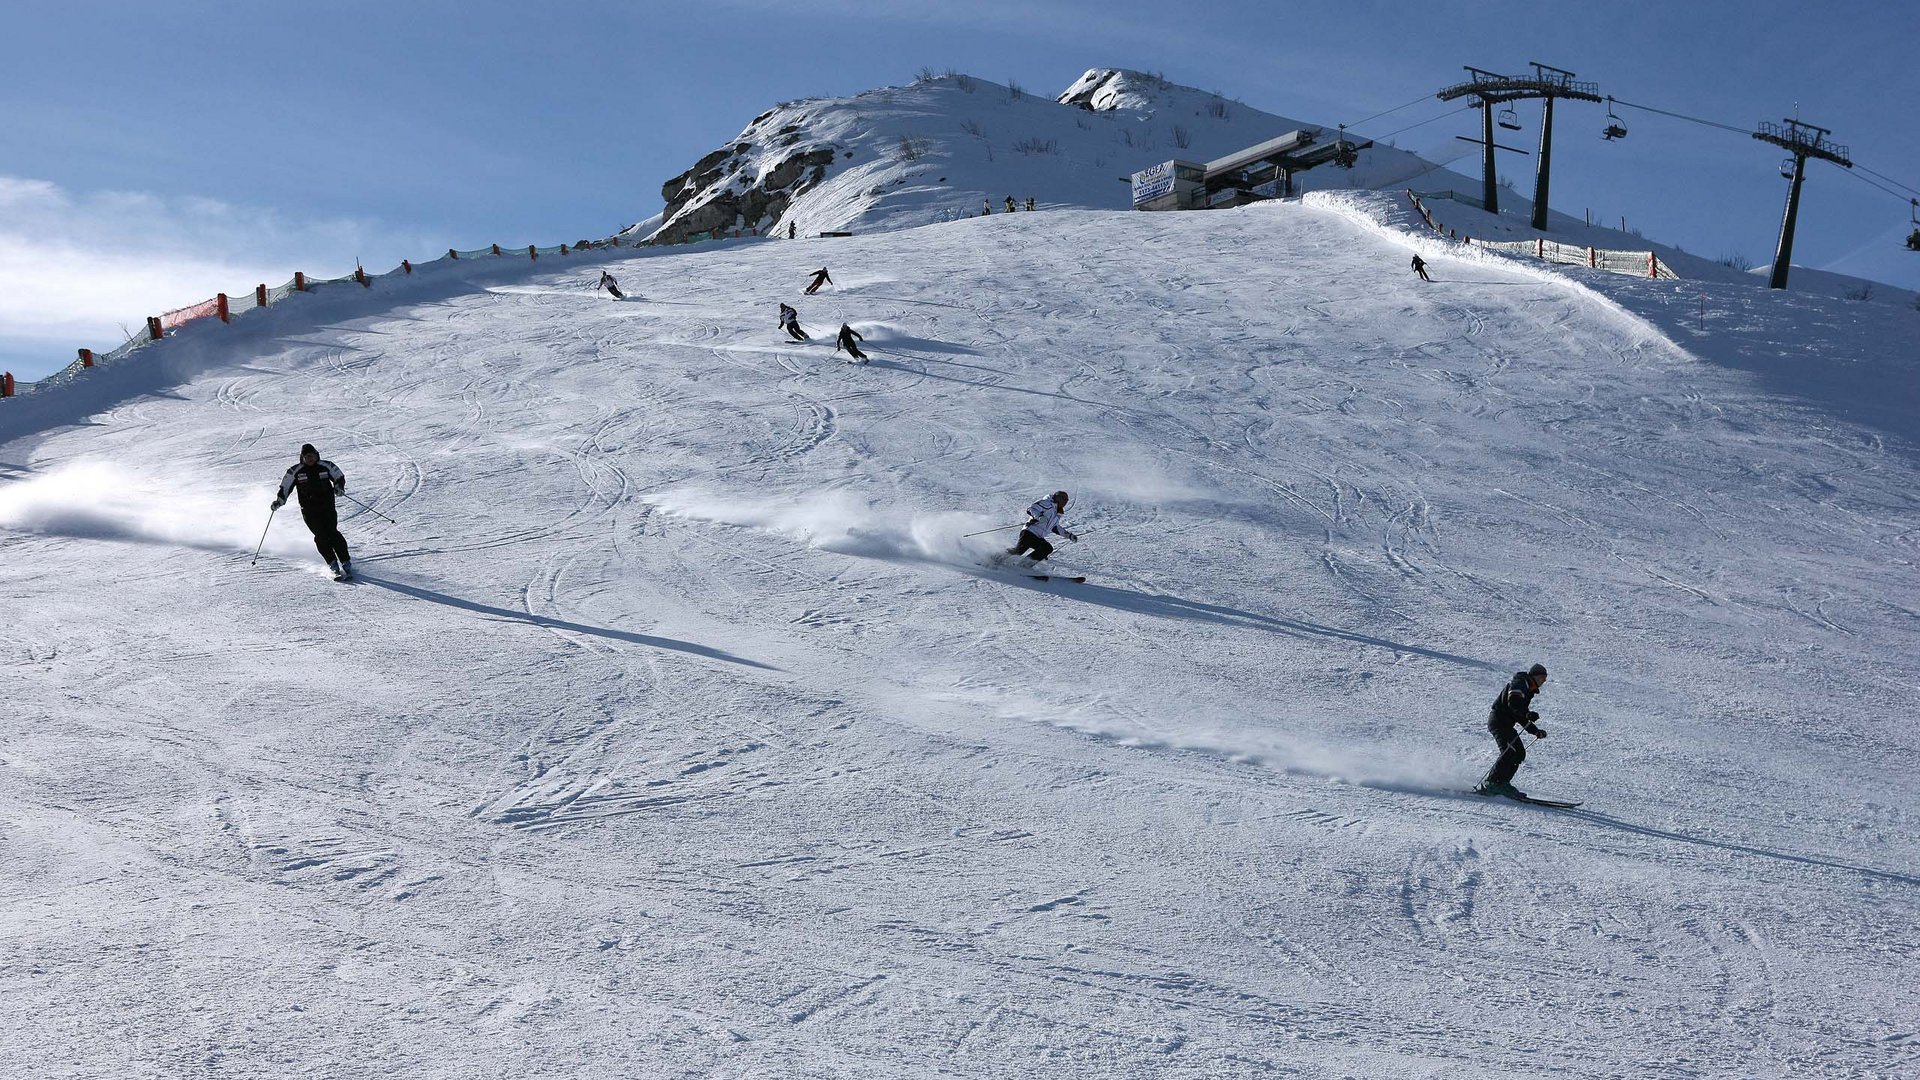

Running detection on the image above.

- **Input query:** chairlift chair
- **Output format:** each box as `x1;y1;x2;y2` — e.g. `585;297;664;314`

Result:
1496;105;1521;131
1908;200;1920;251
1602;97;1627;140
1779;157;1796;180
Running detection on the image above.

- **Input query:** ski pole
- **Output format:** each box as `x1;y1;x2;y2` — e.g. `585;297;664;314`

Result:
963;522;1026;538
250;506;278;565
339;492;396;524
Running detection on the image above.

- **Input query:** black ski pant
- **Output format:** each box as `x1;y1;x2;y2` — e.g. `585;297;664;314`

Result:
1485;723;1527;785
300;502;351;566
786;323;810;341
1007;529;1054;562
842;341;866;360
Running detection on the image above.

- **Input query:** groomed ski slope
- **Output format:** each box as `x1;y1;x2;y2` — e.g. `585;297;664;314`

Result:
2;198;1916;1079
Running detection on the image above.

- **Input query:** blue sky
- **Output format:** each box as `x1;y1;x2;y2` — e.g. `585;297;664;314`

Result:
5;0;1916;380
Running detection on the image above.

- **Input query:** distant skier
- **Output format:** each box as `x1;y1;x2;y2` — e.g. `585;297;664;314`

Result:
788;222;797;240
779;303;810;341
598;271;624;299
1476;663;1549;798
804;267;833;295
1005;490;1078;564
983;199;992;216
834;322;867;362
1005;196;1017;213
1026;196;1036;211
1411;254;1432;282
272;443;353;581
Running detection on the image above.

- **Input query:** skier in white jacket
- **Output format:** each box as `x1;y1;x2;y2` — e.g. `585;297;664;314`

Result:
1006;490;1077;563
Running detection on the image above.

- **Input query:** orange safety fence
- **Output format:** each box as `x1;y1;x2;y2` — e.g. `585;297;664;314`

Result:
0;228;692;400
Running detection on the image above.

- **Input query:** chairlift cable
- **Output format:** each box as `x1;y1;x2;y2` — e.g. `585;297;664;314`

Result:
1373;104;1475;142
1836;165;1920;206
1344;91;1448;132
1608;96;1752;137
1853;163;1920;199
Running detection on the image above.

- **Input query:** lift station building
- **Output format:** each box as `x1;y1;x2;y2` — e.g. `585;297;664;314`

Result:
1131;128;1370;211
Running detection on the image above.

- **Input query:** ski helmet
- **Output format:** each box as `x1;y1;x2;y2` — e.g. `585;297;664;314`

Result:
300;443;318;457
1528;662;1548;679
1051;490;1070;505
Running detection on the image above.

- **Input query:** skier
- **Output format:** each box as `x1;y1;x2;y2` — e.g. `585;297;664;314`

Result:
1005;490;1078;564
272;443;353;581
804;267;833;295
779;302;810;341
1411;254;1432;282
1005;196;1017;214
788;222;797;240
834;322;867;362
598;271;624;299
982;199;992;216
1908;228;1920;252
1026;196;1036;211
1476;663;1549;798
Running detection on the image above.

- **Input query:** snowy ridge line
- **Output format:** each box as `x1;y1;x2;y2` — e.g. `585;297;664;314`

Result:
0;228;683;405
1303;190;1688;357
1405;189;1678;279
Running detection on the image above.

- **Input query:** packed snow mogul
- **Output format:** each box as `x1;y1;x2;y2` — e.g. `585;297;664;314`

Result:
1411;254;1431;282
778;303;810;341
834;322;867;361
272;443;353;581
803;267;833;295
597;271;624;299
1006;490;1078;563
1476;663;1549;798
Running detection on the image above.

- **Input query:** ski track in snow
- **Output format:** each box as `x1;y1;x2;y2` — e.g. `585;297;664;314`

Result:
1;202;1916;1079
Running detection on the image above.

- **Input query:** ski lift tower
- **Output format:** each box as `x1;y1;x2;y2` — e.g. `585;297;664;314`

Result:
1437;63;1602;228
1752;118;1852;289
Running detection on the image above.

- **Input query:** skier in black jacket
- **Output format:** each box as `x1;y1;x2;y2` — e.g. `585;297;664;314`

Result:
804;267;832;295
834;322;867;361
779;303;809;341
273;443;352;580
598;271;624;299
1477;663;1548;797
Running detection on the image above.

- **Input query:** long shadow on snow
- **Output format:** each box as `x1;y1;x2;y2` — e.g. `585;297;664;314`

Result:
361;575;781;671
1561;808;1920;888
980;570;1497;671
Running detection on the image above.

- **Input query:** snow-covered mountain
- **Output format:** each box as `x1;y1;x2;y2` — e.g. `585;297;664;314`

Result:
3;83;1919;1078
635;67;1474;244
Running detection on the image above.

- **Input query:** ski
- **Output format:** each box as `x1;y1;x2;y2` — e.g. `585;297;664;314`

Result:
1027;574;1086;583
1470;787;1581;809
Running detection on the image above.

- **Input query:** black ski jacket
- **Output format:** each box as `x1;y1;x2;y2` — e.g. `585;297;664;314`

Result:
1488;671;1542;733
278;459;345;510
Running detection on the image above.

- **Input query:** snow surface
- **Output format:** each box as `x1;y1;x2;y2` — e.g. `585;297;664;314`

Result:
3;193;1918;1078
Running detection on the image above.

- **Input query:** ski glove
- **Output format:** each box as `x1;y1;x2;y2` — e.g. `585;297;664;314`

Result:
1063;529;1079;541
1527;710;1539;722
271;498;285;510
1528;725;1547;738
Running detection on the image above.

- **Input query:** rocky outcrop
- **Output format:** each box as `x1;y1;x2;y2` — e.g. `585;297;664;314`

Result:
648;140;837;244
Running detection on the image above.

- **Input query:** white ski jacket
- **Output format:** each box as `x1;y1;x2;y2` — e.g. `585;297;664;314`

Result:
1022;498;1074;540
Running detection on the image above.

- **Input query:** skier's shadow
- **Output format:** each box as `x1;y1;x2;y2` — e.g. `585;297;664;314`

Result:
1013;577;1498;671
1562;809;1920;887
361;575;781;671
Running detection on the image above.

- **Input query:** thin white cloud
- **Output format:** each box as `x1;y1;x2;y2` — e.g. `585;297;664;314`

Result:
0;176;432;374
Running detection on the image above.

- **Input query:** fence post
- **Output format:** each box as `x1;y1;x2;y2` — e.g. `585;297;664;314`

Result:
1;372;12;397
1648;253;1657;279
492;244;502;256
1536;238;1544;258
448;248;459;260
402;259;412;274
294;272;306;292
256;283;267;306
354;266;368;287
147;316;163;341
1589;247;1596;267
218;294;230;323
528;245;537;260
560;244;568;255
79;348;94;368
